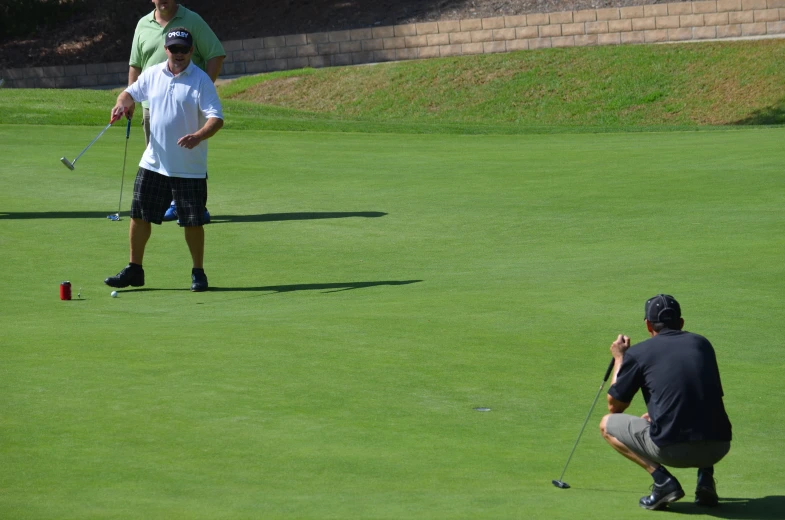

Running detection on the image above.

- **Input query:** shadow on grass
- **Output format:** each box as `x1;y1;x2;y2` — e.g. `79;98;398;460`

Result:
209;211;387;223
0;211;387;222
0;211;120;220
733;99;785;125
124;280;422;294
668;496;785;519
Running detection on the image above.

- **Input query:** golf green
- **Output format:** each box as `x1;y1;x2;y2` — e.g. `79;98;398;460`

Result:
1;124;783;518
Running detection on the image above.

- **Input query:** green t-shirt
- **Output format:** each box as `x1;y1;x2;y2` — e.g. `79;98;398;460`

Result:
129;5;225;107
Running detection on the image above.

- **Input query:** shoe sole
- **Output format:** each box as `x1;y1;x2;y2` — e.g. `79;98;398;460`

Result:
105;280;144;288
640;489;685;510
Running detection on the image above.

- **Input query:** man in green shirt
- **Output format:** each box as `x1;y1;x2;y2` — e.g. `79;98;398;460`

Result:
128;0;226;222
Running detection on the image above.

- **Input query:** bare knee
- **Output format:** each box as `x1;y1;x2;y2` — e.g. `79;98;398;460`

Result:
599;414;612;438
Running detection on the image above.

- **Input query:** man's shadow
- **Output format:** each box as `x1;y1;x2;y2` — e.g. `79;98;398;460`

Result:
126;280;422;294
669;496;785;519
209;211;387;223
0;211;387;222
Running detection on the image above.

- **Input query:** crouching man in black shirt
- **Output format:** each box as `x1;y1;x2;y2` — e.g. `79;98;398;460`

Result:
599;294;732;511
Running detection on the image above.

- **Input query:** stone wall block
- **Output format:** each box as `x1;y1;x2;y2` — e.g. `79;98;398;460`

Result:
506;39;530;51
621;31;646;43
395;24;417;36
540;24;563;37
243;38;265;50
621;6;646;18
575;34;600;45
460;19;484;31
563;22;587;35
494;28;517;40
415;22;439;35
694;25;719;36
516;26;539;38
574;10;598;22
693;0;719;12
552;35;576;46
528;13;550;25
596;8;621;19
680;14;706;25
668;2;694;14
550;11;574;23
372;26;395;38
717;0;743;10
482;17;506;29
285;34;307;46
505;15;528;27
598;32;622;44
717;23;743;35
427;33;450;45
609;19;633;32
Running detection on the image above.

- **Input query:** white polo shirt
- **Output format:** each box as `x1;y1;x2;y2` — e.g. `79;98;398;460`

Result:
126;61;223;178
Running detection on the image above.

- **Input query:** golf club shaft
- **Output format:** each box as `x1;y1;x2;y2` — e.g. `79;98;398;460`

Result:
71;121;113;165
556;358;615;483
69;113;123;167
117;118;132;214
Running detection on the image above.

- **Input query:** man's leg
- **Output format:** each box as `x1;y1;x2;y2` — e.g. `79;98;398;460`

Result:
173;177;209;291
184;225;207;291
600;415;659;472
130;217;152;265
184;226;204;269
600;414;684;510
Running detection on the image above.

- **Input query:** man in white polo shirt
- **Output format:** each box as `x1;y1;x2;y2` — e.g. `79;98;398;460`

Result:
105;27;223;292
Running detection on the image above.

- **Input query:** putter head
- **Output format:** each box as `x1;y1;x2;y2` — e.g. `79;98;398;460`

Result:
107;213;121;221
552;480;570;489
60;157;75;170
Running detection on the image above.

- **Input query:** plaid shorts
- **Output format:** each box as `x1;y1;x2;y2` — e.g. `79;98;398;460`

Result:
130;168;208;226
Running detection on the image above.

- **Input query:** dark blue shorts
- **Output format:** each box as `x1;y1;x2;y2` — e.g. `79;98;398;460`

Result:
130;168;208;226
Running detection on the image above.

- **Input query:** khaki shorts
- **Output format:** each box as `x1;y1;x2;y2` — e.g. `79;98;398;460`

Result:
606;414;730;468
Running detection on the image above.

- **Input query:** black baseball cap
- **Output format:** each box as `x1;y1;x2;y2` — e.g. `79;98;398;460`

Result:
165;27;193;48
645;294;681;323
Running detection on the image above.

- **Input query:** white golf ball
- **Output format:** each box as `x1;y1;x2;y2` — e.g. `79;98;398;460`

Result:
111;291;118;298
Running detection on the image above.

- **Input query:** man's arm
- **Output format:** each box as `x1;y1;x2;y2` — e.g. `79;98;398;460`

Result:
177;117;224;149
204;56;225;83
111;91;136;121
607;334;632;413
607;394;630;414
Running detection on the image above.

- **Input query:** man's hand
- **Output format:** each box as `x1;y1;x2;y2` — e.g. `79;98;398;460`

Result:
178;117;223;149
641;412;651;422
177;134;202;149
110;105;129;123
610;334;631;361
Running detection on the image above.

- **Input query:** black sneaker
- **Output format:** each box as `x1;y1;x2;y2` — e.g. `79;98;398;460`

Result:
105;265;144;288
695;480;719;507
639;478;685;510
191;270;208;292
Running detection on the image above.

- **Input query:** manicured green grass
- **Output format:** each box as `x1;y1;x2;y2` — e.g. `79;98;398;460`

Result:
1;121;784;518
4;39;785;133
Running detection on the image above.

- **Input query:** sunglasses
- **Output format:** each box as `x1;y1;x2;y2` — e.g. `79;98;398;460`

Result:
167;45;191;55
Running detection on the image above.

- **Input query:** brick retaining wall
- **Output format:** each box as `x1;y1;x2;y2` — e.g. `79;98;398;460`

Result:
2;0;784;88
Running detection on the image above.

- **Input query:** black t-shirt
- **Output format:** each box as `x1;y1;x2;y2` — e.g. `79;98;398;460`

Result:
608;329;732;447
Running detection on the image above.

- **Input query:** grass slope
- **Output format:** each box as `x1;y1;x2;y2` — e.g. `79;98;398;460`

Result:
3;39;785;133
1;122;784;518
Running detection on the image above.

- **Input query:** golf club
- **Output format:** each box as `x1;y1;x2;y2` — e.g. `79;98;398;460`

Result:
552;357;616;489
60;111;124;170
108;117;132;221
